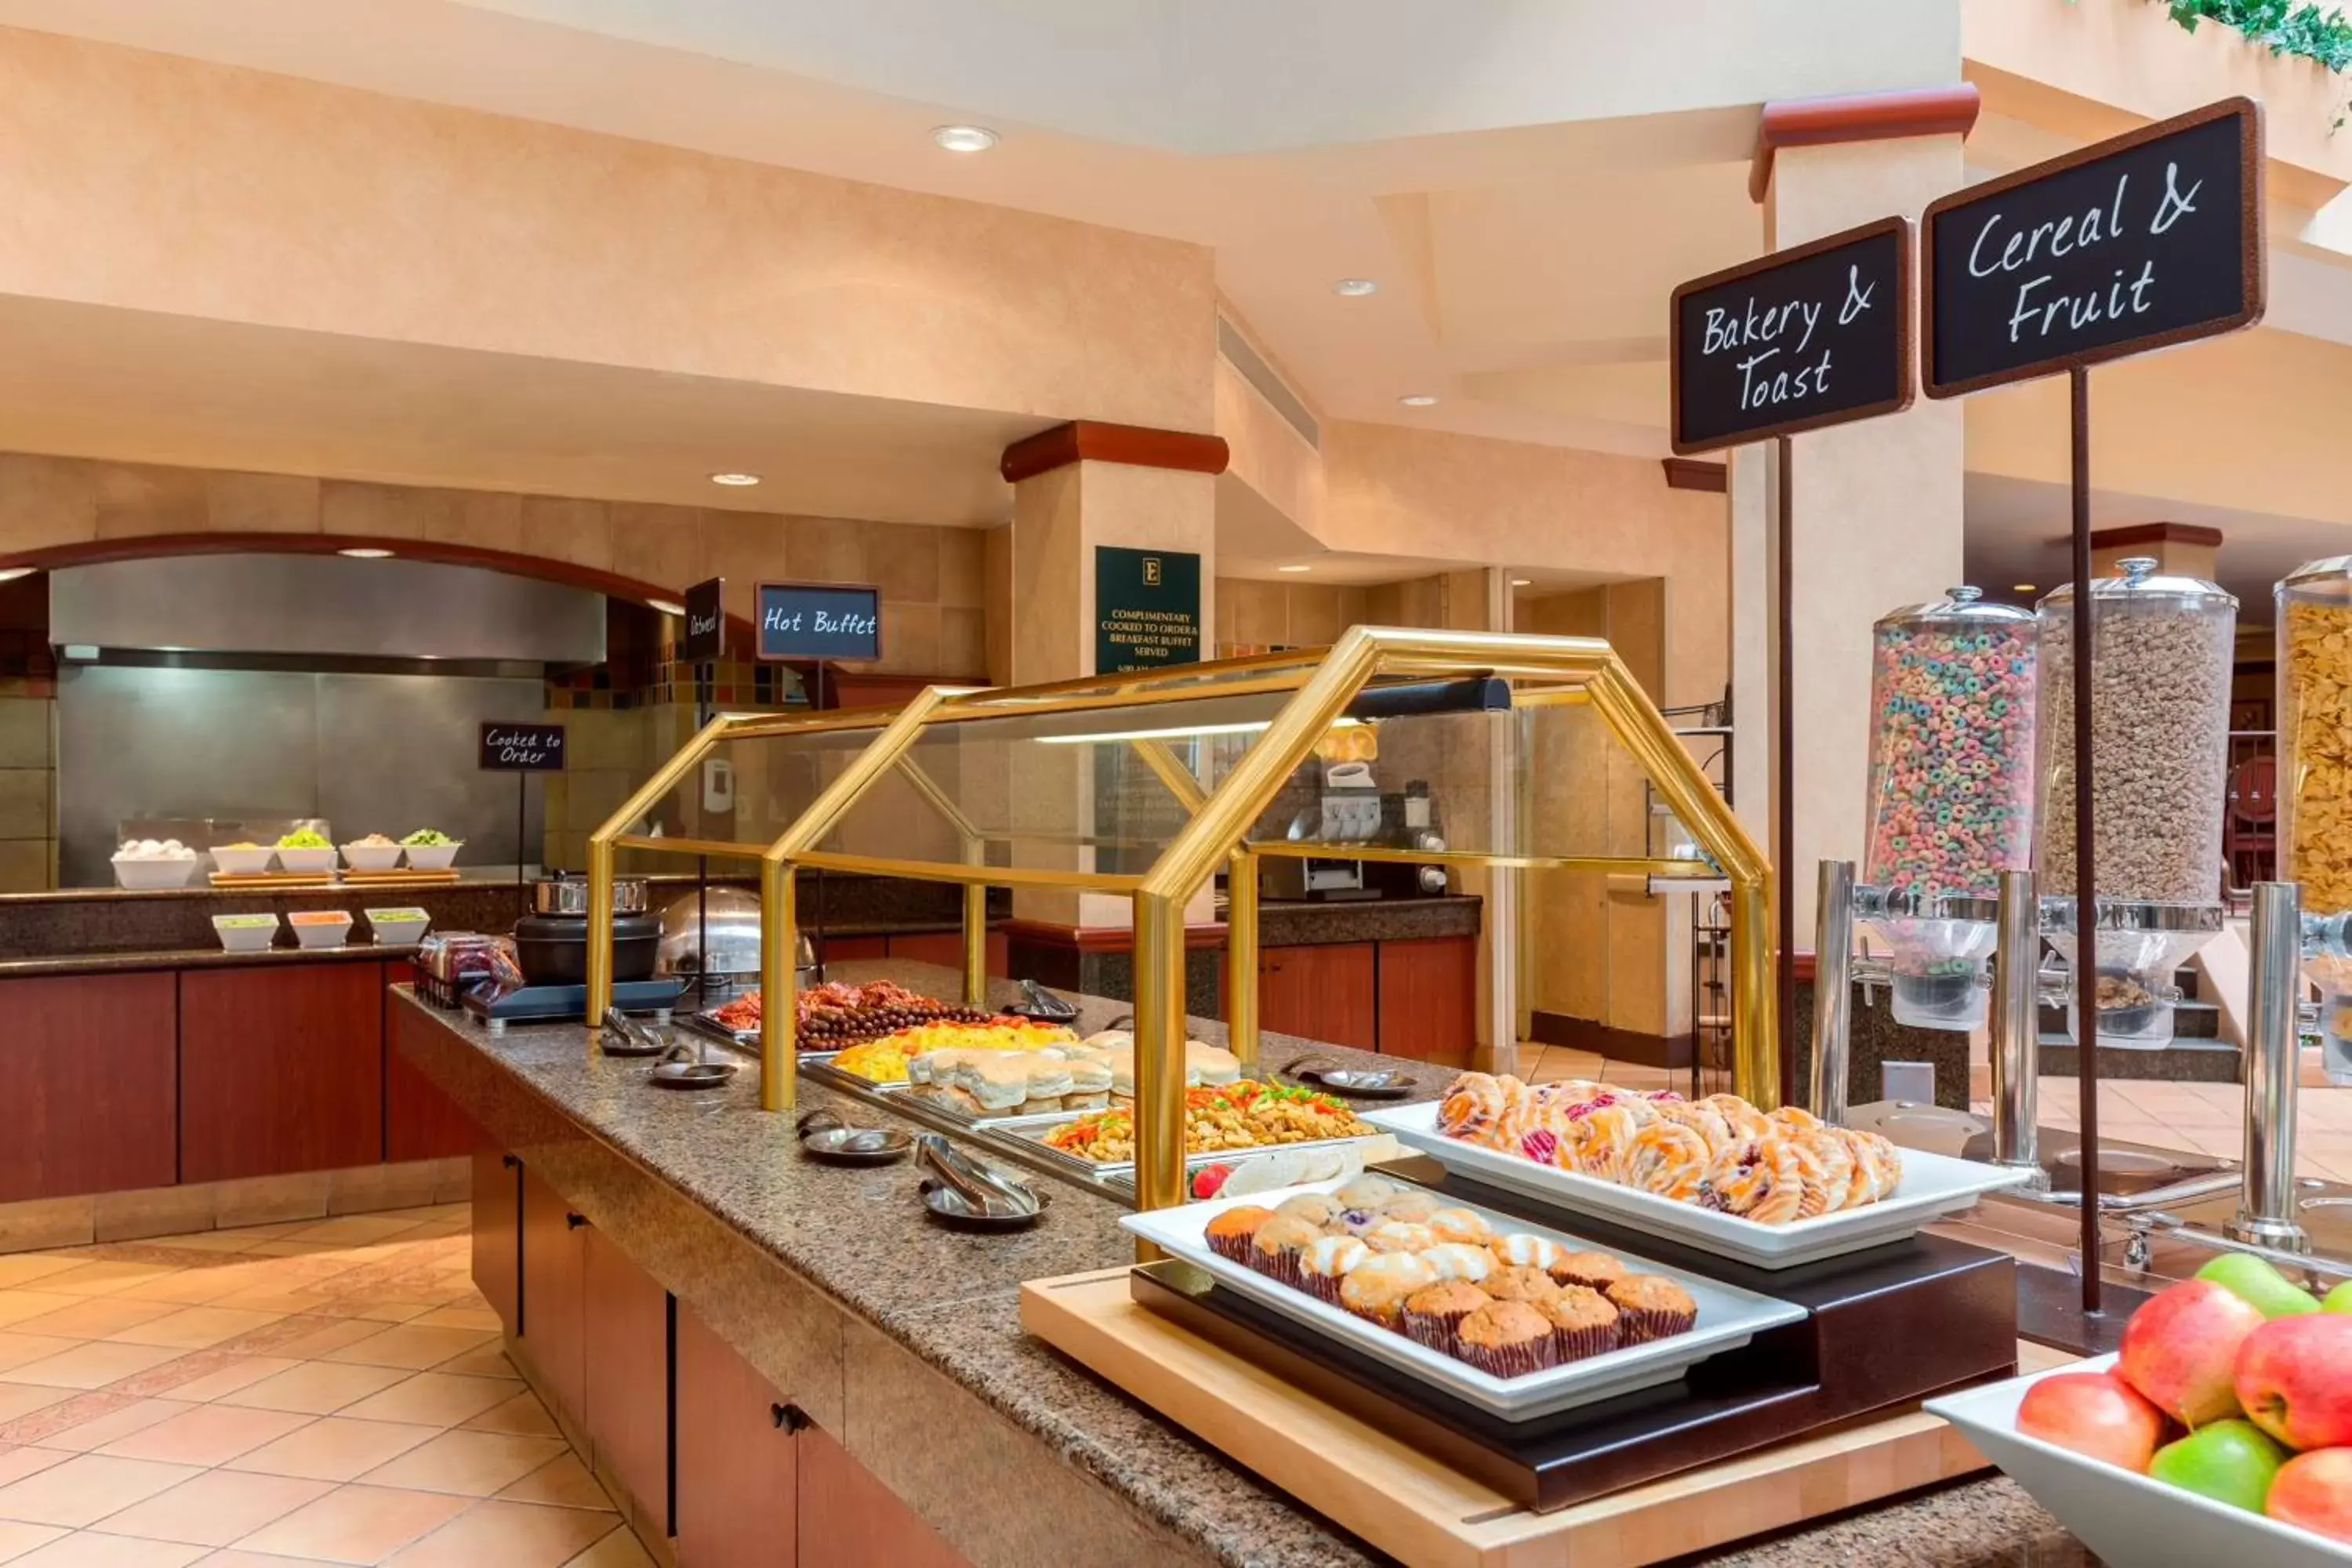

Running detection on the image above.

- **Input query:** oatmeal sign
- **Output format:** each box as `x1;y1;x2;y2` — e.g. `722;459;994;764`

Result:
1670;216;1913;453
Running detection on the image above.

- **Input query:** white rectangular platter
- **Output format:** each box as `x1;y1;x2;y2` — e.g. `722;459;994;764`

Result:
1928;1354;2352;1568
1360;1100;2030;1269
1120;1181;1807;1422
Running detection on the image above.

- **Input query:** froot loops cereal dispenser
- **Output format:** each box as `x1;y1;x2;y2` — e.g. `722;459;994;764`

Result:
2035;558;2234;1048
1855;586;2040;1029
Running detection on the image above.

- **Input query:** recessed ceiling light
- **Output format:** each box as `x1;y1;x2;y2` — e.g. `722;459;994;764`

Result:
931;125;999;153
1276;564;1312;573
1332;278;1379;297
1398;394;1438;407
338;547;394;559
2013;583;2038;593
709;472;762;487
0;567;33;583
1511;579;1533;587
648;599;685;616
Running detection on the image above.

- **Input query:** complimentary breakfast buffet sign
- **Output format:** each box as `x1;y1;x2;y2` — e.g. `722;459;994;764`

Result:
1096;546;1202;674
1669;216;1912;454
755;581;883;662
479;722;566;771
1922;96;2262;397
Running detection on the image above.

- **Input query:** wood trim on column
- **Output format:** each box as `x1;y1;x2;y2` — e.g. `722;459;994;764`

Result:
1661;458;1728;494
1000;421;1231;485
1749;84;1982;203
2084;521;2225;551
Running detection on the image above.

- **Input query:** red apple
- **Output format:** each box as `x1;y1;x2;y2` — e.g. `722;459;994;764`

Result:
2016;1370;2165;1472
2119;1279;2266;1427
2268;1448;2352;1542
2237;1315;2352;1450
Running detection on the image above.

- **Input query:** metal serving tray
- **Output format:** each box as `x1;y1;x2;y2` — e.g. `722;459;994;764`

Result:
983;1109;1386;1181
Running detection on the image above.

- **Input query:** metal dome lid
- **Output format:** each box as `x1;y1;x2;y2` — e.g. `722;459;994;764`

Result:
2035;556;2238;612
2279;555;2352;594
1873;585;2038;631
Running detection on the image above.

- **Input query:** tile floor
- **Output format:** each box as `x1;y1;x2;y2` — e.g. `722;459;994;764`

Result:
0;1207;651;1567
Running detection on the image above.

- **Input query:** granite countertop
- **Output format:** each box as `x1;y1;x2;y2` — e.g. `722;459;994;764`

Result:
0;941;422;978
395;959;2079;1568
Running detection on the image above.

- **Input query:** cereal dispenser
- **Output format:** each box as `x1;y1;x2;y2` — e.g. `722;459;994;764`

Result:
1854;586;2040;1029
2278;556;2352;1083
2036;557;2235;1047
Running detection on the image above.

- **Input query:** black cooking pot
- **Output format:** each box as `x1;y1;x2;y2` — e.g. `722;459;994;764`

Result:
513;911;662;986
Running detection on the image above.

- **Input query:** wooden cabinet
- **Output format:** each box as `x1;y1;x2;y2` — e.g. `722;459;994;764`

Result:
386;967;478;1161
1258;942;1377;1050
1376;936;1479;1066
818;935;888;965
583;1227;670;1530
179;964;384;1183
470;1147;521;1335
518;1167;586;1425
0;973;178;1202
674;1301;796;1567
798;1422;968;1568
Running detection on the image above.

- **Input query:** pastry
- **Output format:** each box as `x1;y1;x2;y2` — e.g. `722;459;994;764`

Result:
1436;1072;1512;1145
1425;1207;1494;1247
1065;1054;1113;1101
1332;1174;1400;1209
1455;1300;1560;1378
1769;1105;1824;1134
1565;1103;1647;1182
1698;1093;1773;1142
1363;1220;1436;1255
1787;1128;1857;1218
1332;1205;1385;1237
1273;1193;1345;1231
1541;1285;1622;1361
1841;1128;1904;1206
1619;1121;1713;1204
1699;1137;1808;1225
1299;1235;1369;1305
1401;1280;1491;1353
1606;1276;1698;1343
1250;1215;1323;1289
1339;1253;1437;1330
1652;1098;1738;1156
1377;1190;1441;1225
1554;1250;1627;1293
1205;1205;1273;1265
1489;1232;1563;1276
1483;1265;1561;1308
1418;1243;1495;1285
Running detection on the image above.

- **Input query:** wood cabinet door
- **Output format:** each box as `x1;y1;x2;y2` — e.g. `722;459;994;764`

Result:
179;964;385;1183
797;1423;968;1568
1376;936;1479;1066
517;1167;586;1426
470;1147;521;1335
0;973;177;1202
582;1226;670;1532
385;969;478;1161
1258;943;1377;1050
674;1302;795;1568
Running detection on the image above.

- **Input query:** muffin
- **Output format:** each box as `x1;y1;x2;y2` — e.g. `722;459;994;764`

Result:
1250;1215;1324;1289
1490;1232;1563;1275
1332;1205;1386;1238
1339;1253;1437;1330
1274;1193;1346;1232
1455;1300;1560;1378
1554;1249;1628;1293
1401;1281;1491;1353
1378;1190;1442;1225
1541;1286;1621;1362
1204;1205;1273;1265
1426;1207;1494;1247
1332;1174;1400;1209
1483;1265;1562;1308
1363;1220;1436;1255
1606;1275;1698;1343
1419;1243;1495;1285
1298;1235;1370;1305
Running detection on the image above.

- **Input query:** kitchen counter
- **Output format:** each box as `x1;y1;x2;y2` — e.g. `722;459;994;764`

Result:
1255;892;1480;946
393;959;2082;1568
0;940;421;979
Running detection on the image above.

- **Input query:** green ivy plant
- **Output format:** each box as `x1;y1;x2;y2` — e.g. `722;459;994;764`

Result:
2148;0;2352;125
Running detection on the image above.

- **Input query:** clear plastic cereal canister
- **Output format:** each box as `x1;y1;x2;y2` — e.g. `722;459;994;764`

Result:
2279;556;2352;1082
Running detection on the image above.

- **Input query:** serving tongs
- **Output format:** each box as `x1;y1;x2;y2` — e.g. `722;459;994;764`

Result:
1279;1053;1417;1099
600;1007;668;1058
916;1133;1044;1229
1006;978;1080;1025
647;1029;737;1090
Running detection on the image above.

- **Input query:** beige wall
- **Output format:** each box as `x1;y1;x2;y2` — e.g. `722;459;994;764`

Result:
0;685;51;892
1214;579;1369;655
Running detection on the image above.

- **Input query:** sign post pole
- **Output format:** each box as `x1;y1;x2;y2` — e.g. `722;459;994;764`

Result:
478;722;569;920
2068;366;2100;1315
683;579;725;1004
751;586;879;984
515;774;528;920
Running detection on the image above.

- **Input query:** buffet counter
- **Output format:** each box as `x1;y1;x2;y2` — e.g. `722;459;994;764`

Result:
392;959;2085;1568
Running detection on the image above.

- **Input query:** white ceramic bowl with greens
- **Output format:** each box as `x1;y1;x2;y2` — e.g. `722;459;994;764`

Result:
341;840;403;873
365;907;431;946
210;844;276;875
210;913;281;952
400;833;461;871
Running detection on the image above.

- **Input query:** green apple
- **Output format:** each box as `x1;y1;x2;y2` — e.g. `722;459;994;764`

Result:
2198;1254;2322;1319
2149;1418;2288;1513
2323;1279;2352;1314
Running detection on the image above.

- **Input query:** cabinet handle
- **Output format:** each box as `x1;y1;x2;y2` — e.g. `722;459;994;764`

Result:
502;1154;519;1170
772;1401;811;1433
564;1213;588;1230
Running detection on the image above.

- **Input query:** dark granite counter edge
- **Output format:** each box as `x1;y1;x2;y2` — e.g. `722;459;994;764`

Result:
0;942;422;978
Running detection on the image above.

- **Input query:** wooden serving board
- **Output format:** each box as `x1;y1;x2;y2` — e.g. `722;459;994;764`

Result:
340;869;462;887
208;871;337;890
1020;1267;2071;1568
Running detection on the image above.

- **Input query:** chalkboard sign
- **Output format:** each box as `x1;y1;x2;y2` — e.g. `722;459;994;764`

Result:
1670;216;1913;453
479;722;565;771
682;577;724;663
1096;546;1201;674
754;582;882;662
1924;97;2263;398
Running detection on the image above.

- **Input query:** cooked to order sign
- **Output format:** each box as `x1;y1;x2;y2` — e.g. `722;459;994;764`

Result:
1095;546;1201;674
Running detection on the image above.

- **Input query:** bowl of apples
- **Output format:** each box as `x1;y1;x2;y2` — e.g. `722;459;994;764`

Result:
1929;1258;2352;1567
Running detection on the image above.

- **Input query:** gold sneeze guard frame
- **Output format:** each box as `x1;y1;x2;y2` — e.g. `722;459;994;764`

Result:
583;627;1777;1237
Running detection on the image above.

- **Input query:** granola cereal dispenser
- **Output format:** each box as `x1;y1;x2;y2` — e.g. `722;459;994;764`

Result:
1858;587;2039;1029
2279;556;2352;1082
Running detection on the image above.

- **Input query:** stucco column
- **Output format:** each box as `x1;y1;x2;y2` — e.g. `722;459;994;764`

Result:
2089;522;2221;582
1729;94;1976;946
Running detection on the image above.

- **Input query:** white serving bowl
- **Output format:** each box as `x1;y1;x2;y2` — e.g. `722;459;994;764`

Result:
365;909;431;946
274;846;337;874
210;914;281;953
341;842;403;873
112;855;200;891
289;913;355;949
401;843;461;871
209;845;276;876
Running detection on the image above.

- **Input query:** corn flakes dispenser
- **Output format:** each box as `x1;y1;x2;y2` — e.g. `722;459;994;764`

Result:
2277;556;2352;1083
2035;558;2234;1048
1853;586;2039;1029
